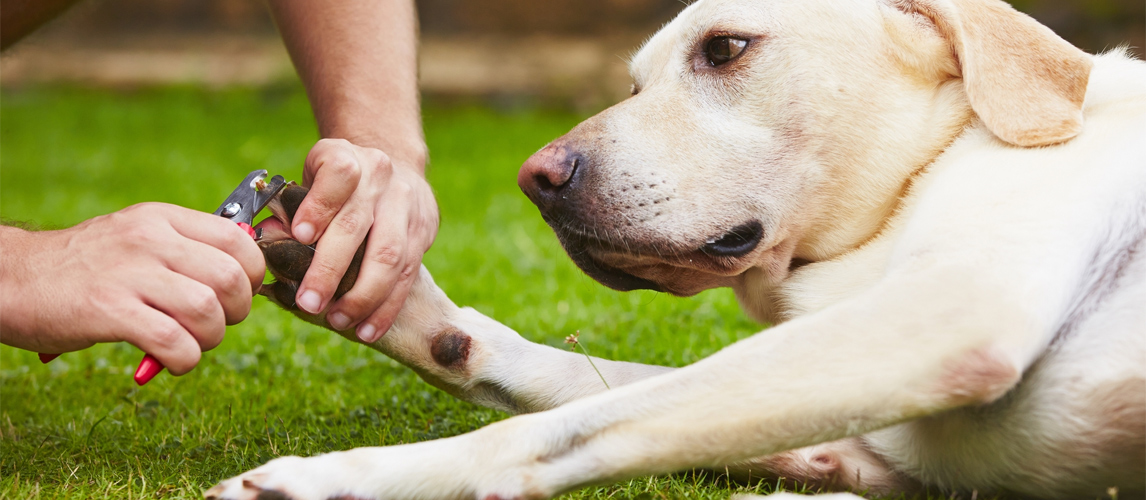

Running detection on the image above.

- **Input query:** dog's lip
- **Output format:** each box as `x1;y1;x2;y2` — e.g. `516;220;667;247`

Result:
700;221;765;258
566;247;664;292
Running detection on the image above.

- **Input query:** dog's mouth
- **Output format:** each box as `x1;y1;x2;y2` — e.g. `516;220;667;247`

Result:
700;221;765;258
546;219;766;294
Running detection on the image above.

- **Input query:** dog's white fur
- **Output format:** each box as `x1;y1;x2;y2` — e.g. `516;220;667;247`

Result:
208;0;1145;498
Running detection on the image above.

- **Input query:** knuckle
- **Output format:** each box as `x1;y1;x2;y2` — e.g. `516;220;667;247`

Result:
394;180;414;198
329;137;352;148
399;262;419;281
186;287;221;320
308;258;346;283
331;214;366;236
217;261;250;295
307;196;341;221
335;293;377;319
314;138;352;154
152;323;186;351
219;221;249;247
369;245;403;268
368;149;391;169
328;153;361;178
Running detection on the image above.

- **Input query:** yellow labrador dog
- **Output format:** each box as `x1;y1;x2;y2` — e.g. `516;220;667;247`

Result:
208;0;1145;498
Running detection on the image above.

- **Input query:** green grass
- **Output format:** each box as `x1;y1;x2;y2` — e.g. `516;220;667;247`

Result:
0;85;777;499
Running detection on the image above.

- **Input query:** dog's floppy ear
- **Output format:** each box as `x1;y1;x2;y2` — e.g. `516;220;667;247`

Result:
894;0;1092;147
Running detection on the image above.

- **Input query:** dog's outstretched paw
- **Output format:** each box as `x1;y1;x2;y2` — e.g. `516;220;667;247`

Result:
205;457;367;500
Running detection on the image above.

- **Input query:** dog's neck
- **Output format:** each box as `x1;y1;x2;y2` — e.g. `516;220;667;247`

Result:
735;79;975;324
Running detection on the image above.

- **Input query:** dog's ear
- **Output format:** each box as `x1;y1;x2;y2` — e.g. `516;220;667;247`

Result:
893;0;1092;147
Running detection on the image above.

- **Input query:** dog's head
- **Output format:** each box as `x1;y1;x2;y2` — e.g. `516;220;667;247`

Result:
519;0;1091;297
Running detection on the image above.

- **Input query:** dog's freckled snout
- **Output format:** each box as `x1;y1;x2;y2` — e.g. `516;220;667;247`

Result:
519;142;584;212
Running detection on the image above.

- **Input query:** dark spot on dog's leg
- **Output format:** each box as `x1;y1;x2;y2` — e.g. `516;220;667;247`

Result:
430;328;471;370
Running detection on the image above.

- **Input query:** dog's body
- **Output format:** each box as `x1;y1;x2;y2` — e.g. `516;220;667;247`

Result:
208;0;1146;498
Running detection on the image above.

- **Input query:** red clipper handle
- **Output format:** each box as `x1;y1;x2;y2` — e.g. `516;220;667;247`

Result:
41;350;163;386
134;354;164;385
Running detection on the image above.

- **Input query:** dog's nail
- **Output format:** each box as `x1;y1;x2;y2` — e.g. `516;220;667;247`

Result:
297;289;323;313
329;312;351;330
356;323;377;343
294;222;316;244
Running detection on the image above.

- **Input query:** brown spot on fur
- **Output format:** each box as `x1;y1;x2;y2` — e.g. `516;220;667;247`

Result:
937;348;1020;405
430;328;471;370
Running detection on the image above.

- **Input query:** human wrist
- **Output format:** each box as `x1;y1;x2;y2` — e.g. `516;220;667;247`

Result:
0;225;36;346
322;131;426;176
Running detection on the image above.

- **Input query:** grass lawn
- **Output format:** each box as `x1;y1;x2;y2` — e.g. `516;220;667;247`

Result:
0;85;786;499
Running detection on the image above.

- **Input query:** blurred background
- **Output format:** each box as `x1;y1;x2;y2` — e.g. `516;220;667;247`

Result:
2;0;1142;108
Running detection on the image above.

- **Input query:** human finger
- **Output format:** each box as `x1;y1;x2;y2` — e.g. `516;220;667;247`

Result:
161;204;266;292
356;260;420;343
116;300;204;376
164;239;255;325
294;200;374;315
142;270;227;353
325;196;412;337
293;139;368;245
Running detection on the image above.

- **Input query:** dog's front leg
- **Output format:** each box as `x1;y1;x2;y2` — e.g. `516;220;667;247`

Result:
209;263;1054;500
357;266;674;414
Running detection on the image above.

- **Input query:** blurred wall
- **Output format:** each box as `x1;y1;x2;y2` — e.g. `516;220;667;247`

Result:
1;0;1141;105
20;0;1141;50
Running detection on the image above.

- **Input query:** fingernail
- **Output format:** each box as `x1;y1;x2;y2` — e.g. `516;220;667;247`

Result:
356;323;377;343
297;289;323;313
328;311;351;330
294;222;316;244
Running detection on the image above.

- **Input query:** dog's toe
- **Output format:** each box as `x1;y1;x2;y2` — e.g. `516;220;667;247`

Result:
204;475;297;500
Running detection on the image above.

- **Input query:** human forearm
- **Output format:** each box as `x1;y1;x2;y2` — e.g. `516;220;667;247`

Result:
267;0;426;170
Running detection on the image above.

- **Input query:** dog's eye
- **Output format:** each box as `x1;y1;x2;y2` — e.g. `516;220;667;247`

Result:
704;36;748;66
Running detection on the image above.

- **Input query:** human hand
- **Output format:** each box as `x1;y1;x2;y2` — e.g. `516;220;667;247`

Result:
0;203;265;374
277;138;438;342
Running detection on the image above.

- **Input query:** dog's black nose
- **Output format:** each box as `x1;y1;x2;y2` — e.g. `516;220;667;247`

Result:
519;142;582;210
